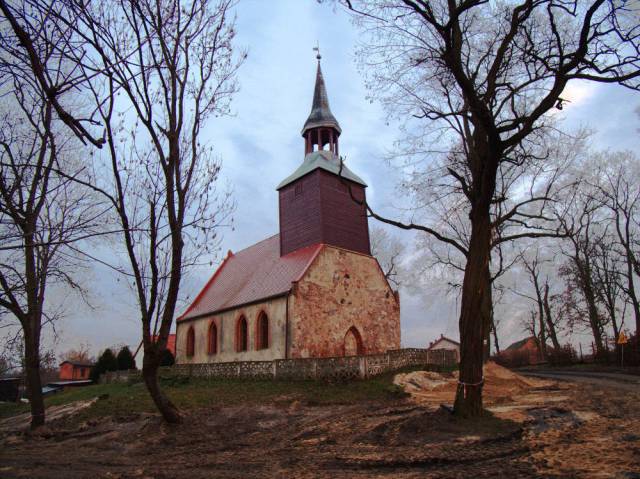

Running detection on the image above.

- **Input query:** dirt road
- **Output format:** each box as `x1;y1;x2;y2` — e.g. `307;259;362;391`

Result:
1;366;639;478
521;369;640;393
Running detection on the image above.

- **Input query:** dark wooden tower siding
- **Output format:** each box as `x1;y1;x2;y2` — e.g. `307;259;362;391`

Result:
279;171;323;256
278;53;370;257
279;169;369;256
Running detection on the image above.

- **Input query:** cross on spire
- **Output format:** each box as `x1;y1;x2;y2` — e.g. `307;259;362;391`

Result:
301;49;342;155
313;42;321;61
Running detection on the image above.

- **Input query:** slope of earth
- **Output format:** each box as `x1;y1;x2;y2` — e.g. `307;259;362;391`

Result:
1;364;638;478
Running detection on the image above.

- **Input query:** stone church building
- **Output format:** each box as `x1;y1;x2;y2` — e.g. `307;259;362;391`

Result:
175;57;400;364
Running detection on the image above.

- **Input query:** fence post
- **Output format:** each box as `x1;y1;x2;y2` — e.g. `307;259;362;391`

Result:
272;361;277;379
236;363;241;378
313;359;318;380
360;356;367;379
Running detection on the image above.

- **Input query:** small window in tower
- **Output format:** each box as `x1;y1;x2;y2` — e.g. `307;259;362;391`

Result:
295;183;303;197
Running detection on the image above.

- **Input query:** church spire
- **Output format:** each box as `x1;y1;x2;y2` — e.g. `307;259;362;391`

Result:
302;51;341;155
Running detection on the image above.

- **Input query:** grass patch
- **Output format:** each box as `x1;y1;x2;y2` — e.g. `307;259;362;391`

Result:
1;364;454;424
0;401;28;419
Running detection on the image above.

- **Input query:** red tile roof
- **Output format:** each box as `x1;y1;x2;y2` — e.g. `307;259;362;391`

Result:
157;334;176;356
134;333;176;359
178;234;322;321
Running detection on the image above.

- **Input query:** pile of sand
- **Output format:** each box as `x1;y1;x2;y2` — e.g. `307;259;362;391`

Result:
394;362;551;406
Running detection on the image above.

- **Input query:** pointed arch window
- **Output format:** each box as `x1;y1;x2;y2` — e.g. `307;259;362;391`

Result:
343;326;364;357
186;326;195;357
236;316;248;352
255;312;269;350
208;322;218;355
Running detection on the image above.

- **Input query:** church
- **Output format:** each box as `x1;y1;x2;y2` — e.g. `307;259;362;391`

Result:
175;56;400;364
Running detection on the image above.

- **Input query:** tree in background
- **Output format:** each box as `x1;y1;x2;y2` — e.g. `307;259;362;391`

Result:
60;344;93;364
116;347;136;371
591;152;640;338
370;227;406;288
0;9;102;426
160;349;175;367
90;348;118;382
0;0;244;423
337;0;640;416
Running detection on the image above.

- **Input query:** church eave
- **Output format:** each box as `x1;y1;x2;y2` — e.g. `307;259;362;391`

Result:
177;291;291;323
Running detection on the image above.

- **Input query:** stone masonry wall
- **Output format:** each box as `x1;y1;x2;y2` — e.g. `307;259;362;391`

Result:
289;246;400;358
101;349;456;383
163;348;456;382
175;296;288;364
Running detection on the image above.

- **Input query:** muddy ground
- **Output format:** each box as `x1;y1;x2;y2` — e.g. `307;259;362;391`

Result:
1;365;639;478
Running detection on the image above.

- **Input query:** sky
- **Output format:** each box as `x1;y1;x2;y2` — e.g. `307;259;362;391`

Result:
42;0;640;361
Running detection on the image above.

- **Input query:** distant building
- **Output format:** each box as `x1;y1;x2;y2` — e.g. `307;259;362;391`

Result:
153;334;176;357
500;336;545;365
0;378;20;402
427;334;460;362
133;334;177;365
58;360;93;381
174;54;400;364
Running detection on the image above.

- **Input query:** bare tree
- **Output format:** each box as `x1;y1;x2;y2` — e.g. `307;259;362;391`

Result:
592;152;640;337
370;226;406;287
2;0;242;423
557;187;611;357
521;252;548;358
37;0;242;423
515;247;563;356
60;343;93;363
336;0;640;416
398;129;580;362
0;1;105;148
0;74;98;427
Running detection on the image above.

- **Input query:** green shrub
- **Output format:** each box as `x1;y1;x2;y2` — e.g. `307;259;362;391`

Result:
116;346;136;370
160;349;175;366
90;348;119;382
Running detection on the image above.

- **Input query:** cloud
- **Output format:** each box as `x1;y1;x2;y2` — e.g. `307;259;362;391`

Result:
45;0;640;361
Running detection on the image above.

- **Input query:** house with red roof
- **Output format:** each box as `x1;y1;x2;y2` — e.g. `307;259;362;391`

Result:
59;360;94;381
427;334;460;363
175;55;400;364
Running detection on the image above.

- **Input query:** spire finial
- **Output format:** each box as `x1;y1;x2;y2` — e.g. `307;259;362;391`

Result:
301;46;341;139
313;42;321;61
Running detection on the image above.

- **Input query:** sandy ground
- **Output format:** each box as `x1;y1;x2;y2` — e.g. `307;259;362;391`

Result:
1;363;639;478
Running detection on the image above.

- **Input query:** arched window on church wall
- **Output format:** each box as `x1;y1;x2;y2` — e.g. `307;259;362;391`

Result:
236;316;248;352
255;312;269;350
343;326;364;356
208;321;217;355
186;326;195;357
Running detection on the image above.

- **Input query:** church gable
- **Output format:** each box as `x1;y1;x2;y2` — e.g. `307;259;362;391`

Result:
289;246;400;358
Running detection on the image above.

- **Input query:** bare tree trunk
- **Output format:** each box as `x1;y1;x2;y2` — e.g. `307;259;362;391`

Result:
491;317;500;355
543;283;561;351
142;349;179;424
23;326;45;429
482;269;493;362
532;275;548;359
623;252;640;337
454;202;491;417
584;281;606;357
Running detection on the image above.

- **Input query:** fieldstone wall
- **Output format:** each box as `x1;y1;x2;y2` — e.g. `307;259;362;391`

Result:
99;369;141;384
161;348;456;382
289;246;400;358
